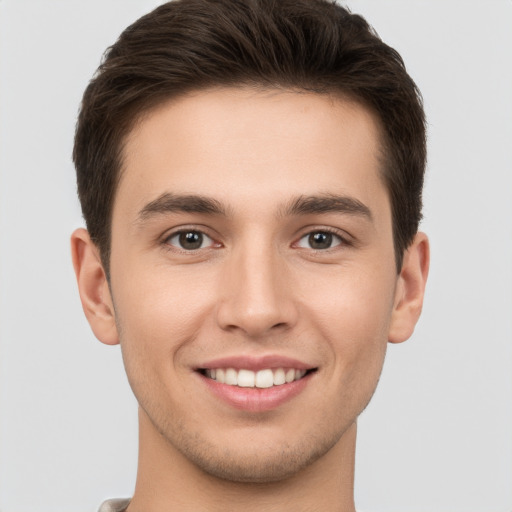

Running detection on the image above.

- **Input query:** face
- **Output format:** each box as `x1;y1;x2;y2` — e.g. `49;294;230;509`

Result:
106;88;403;482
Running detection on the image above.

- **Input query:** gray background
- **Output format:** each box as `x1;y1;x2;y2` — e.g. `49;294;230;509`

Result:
1;1;511;511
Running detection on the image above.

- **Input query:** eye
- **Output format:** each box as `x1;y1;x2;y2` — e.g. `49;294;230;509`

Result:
296;230;343;250
166;230;215;250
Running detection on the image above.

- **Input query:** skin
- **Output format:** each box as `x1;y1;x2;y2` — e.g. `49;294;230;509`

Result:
71;88;429;512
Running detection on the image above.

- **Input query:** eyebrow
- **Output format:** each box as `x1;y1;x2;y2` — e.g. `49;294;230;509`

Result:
282;194;373;220
136;192;372;223
137;193;227;221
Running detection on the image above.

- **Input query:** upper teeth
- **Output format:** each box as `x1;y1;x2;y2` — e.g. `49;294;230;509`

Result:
205;368;307;388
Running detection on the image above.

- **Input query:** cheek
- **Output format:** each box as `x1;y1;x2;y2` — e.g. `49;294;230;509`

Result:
302;263;395;382
111;265;218;375
305;260;395;334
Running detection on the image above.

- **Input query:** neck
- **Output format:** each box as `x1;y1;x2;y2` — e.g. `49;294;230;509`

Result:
127;408;357;512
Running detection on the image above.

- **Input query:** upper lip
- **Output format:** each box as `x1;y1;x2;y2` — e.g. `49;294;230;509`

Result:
196;354;316;372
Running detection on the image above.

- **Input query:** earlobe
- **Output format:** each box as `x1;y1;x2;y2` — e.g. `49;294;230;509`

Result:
388;232;430;344
70;228;119;345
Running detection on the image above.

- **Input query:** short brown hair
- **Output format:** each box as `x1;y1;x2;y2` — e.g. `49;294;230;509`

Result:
73;0;426;274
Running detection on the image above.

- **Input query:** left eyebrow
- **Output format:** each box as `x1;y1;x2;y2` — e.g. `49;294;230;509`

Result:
136;192;227;222
282;193;373;220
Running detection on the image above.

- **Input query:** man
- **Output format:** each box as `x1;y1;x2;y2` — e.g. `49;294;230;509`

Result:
71;0;429;510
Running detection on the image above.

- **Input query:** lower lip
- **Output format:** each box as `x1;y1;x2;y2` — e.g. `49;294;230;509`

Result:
199;372;313;412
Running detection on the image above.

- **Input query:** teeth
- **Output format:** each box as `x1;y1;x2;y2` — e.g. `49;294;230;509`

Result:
204;367;309;388
237;369;255;387
216;368;225;384
273;368;286;385
285;368;295;383
225;368;237;385
255;369;274;388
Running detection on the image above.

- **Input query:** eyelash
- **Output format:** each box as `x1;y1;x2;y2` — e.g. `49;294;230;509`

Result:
162;227;220;253
294;227;351;251
161;226;352;253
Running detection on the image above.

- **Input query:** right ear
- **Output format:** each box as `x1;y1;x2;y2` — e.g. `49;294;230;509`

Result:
70;228;119;345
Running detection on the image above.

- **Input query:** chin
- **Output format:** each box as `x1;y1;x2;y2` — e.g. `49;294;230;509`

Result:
166;420;346;484
187;447;328;483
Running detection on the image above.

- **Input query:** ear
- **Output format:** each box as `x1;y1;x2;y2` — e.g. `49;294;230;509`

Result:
70;228;119;345
388;232;430;344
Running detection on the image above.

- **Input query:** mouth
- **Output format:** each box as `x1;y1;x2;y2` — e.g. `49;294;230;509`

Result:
195;356;318;412
198;367;317;389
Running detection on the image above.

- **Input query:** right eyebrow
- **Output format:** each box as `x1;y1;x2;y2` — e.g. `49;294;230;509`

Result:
282;193;373;221
136;193;227;223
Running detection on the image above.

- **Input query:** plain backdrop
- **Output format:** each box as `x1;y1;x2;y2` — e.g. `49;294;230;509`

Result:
0;1;511;511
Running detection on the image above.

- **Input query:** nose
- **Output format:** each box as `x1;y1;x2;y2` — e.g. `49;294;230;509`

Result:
215;241;298;338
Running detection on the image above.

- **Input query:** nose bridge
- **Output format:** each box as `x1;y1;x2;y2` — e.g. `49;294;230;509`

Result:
216;231;296;336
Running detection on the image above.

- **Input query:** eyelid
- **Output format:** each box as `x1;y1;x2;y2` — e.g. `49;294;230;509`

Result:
293;226;353;250
161;225;222;251
167;231;214;249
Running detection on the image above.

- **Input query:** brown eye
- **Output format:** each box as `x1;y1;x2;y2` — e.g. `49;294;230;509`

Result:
309;232;332;249
297;231;342;250
167;230;212;250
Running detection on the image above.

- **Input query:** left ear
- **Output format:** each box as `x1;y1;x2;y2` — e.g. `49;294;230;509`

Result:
388;232;430;344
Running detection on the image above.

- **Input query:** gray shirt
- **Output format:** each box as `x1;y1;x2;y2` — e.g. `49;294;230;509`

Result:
98;498;131;512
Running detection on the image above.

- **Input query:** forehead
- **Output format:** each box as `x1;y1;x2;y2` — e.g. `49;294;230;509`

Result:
117;87;388;221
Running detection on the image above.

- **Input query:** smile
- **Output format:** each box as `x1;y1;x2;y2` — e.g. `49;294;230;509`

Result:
196;355;317;411
201;367;309;388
